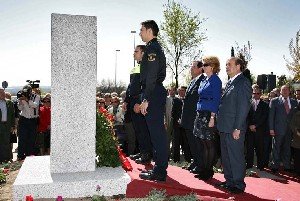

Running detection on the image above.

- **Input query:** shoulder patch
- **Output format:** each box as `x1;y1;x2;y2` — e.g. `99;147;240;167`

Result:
148;53;156;61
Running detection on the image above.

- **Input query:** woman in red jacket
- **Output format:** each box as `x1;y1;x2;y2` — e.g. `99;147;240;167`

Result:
36;96;51;155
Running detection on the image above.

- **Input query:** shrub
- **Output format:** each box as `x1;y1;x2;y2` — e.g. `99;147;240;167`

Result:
95;107;121;167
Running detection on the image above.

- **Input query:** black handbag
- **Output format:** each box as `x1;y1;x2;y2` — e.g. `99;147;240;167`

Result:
10;131;17;143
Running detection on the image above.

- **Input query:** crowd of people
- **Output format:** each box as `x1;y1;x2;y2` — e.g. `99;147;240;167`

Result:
0;86;51;162
1;19;300;195
94;19;300;194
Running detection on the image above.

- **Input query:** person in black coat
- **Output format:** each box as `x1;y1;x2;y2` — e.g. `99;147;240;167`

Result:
180;61;205;172
246;87;269;170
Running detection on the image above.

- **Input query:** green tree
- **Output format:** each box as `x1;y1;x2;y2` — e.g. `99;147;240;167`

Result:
284;29;300;81
97;79;127;94
277;75;288;87
159;1;207;88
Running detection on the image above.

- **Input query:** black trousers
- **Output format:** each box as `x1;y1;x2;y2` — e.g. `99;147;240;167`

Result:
246;127;264;169
143;85;168;176
18;117;38;159
185;128;203;169
130;97;152;155
172;125;191;162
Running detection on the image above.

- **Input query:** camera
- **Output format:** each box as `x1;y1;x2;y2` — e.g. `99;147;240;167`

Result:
26;80;40;89
17;86;32;99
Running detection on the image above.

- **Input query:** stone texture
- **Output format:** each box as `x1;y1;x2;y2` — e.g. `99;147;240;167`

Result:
13;13;131;200
13;156;131;200
50;13;97;173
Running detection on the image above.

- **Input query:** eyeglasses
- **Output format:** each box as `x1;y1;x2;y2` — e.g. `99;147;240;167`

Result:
252;93;261;95
202;63;210;67
111;101;118;103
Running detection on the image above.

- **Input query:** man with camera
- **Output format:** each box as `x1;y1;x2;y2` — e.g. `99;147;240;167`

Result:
17;84;40;160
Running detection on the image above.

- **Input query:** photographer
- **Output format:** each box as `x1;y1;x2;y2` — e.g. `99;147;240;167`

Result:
17;84;40;160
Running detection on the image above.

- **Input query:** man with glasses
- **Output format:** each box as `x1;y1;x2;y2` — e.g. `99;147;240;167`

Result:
246;87;269;170
123;45;152;160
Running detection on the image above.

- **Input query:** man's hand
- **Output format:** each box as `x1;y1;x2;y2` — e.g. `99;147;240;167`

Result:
270;130;275;136
140;101;149;116
122;102;127;111
249;125;256;132
133;104;141;113
232;129;240;140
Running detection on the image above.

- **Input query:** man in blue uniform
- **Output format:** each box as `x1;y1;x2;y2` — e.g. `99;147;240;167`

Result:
138;20;168;181
123;45;153;163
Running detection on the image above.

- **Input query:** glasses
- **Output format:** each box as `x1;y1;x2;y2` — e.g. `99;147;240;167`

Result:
252;93;261;95
111;101;118;103
202;63;210;67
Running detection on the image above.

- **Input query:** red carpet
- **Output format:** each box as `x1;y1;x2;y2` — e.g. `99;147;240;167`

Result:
126;159;300;201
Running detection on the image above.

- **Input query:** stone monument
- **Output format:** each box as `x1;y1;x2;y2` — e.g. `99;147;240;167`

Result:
13;13;130;200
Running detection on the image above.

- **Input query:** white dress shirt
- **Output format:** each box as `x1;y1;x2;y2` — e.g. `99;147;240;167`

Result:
18;94;40;119
0;100;7;122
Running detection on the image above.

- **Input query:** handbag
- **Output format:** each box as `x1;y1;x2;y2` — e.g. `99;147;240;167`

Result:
10;131;17;143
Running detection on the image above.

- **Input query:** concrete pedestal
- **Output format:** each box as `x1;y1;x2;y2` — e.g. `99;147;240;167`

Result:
13;156;131;200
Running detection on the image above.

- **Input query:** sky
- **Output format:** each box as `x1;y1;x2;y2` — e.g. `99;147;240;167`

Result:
0;0;299;87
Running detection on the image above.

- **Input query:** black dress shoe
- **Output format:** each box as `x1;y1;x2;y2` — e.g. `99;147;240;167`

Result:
189;167;202;174
141;169;153;173
135;153;152;165
139;171;166;182
198;170;214;181
215;182;230;189
228;187;244;194
129;153;141;160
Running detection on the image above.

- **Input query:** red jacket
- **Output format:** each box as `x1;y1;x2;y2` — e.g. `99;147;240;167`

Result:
38;106;51;132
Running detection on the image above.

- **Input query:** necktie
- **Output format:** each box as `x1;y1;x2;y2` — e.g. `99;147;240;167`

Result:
284;98;290;114
254;100;257;111
225;80;231;91
188;79;196;92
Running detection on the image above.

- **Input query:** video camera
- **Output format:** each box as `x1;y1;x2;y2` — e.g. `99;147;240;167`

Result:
16;80;40;99
26;80;40;89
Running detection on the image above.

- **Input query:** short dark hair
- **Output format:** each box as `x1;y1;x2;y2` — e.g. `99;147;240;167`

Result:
233;57;246;71
197;61;203;68
136;45;146;52
141;20;159;36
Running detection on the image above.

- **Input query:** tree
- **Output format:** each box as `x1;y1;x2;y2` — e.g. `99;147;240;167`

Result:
97;79;127;94
284;29;300;81
277;75;288;87
159;1;207;88
233;41;253;84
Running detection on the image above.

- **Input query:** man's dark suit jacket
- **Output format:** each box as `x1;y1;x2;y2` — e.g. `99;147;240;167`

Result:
269;97;298;136
248;99;269;131
181;74;205;130
217;74;252;133
172;97;183;127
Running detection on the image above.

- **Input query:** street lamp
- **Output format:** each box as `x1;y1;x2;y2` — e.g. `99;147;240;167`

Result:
131;30;136;67
115;49;120;91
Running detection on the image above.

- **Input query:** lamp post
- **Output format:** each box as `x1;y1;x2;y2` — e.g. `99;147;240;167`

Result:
115;49;120;91
131;30;136;67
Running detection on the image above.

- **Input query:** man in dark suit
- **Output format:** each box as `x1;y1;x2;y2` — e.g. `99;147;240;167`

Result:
269;85;298;172
180;61;205;172
217;57;252;194
0;87;15;163
246;87;269;170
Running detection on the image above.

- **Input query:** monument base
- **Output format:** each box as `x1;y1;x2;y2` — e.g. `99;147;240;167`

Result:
13;156;131;200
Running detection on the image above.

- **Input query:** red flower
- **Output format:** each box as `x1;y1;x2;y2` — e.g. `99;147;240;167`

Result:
98;107;107;114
